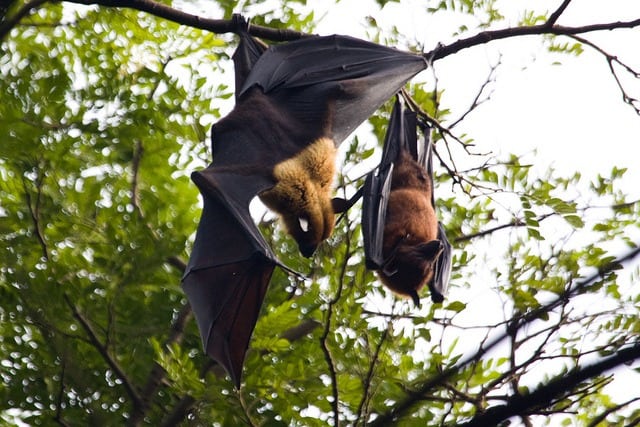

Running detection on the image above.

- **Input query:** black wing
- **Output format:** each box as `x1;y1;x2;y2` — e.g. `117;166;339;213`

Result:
240;34;428;145
418;119;452;302
362;95;417;268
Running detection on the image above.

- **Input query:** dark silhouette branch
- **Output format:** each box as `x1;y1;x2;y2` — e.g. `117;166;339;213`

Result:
427;19;640;61
569;34;640;115
166;255;187;272
586;397;640;427
0;0;48;40
460;342;640;427
7;0;640;59
546;0;573;27
449;56;500;128
369;244;640;426
61;0;309;40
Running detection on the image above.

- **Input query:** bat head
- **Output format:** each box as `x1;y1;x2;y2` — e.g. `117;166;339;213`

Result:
259;137;339;258
379;239;444;306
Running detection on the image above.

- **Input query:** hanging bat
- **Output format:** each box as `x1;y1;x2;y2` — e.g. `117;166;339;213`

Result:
362;95;452;306
182;29;429;387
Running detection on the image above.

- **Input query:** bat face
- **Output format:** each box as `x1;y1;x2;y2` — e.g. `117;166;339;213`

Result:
378;149;442;306
258;137;338;257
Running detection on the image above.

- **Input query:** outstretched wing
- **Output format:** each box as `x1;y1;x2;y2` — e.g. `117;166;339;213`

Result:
182;169;280;388
240;34;428;145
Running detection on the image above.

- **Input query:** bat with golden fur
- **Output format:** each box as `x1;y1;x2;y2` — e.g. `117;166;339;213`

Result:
182;27;429;387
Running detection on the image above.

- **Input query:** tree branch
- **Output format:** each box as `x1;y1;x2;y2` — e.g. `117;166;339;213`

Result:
62;0;309;40
355;317;392;424
569;34;640;115
0;0;48;40
449;56;500;129
63;294;145;413
166;255;187;272
428;19;640;61
21;169;49;261
546;0;573;27
369;244;640;425
460;342;640;427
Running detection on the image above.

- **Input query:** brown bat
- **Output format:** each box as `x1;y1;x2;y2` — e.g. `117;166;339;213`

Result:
362;95;452;306
182;25;429;387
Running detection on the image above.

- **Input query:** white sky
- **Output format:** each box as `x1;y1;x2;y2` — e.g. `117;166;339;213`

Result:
312;0;640;196
311;0;640;419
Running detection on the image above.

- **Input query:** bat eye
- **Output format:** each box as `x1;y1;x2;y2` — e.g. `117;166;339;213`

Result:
298;216;310;233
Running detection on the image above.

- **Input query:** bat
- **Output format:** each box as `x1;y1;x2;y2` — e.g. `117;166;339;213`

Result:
182;30;429;387
362;94;452;306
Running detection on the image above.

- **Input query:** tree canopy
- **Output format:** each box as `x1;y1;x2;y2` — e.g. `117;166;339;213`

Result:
1;0;640;425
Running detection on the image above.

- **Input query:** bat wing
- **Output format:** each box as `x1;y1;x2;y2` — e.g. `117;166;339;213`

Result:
428;222;452;303
232;30;268;100
240;35;428;145
182;169;281;388
417;119;453;302
362;96;416;269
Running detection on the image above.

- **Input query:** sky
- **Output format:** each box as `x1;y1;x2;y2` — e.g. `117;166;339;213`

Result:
308;0;640;415
310;0;640;194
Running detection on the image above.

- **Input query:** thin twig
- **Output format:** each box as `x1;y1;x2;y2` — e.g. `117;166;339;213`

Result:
569;34;640;115
130;139;144;214
355;316;392;425
22;170;49;261
63;294;145;413
546;0;573;27
369;244;640;425
449;56;501;128
0;0;48;40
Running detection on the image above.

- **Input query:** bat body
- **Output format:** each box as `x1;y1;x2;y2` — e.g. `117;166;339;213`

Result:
362;95;452;305
182;30;428;387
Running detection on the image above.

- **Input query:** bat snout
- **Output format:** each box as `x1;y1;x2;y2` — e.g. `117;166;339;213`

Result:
299;242;318;258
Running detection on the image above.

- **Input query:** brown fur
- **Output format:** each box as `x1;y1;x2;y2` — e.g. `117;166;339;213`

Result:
259;137;337;256
377;149;442;304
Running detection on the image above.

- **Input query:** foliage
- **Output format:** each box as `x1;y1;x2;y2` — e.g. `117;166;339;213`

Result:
1;1;640;426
